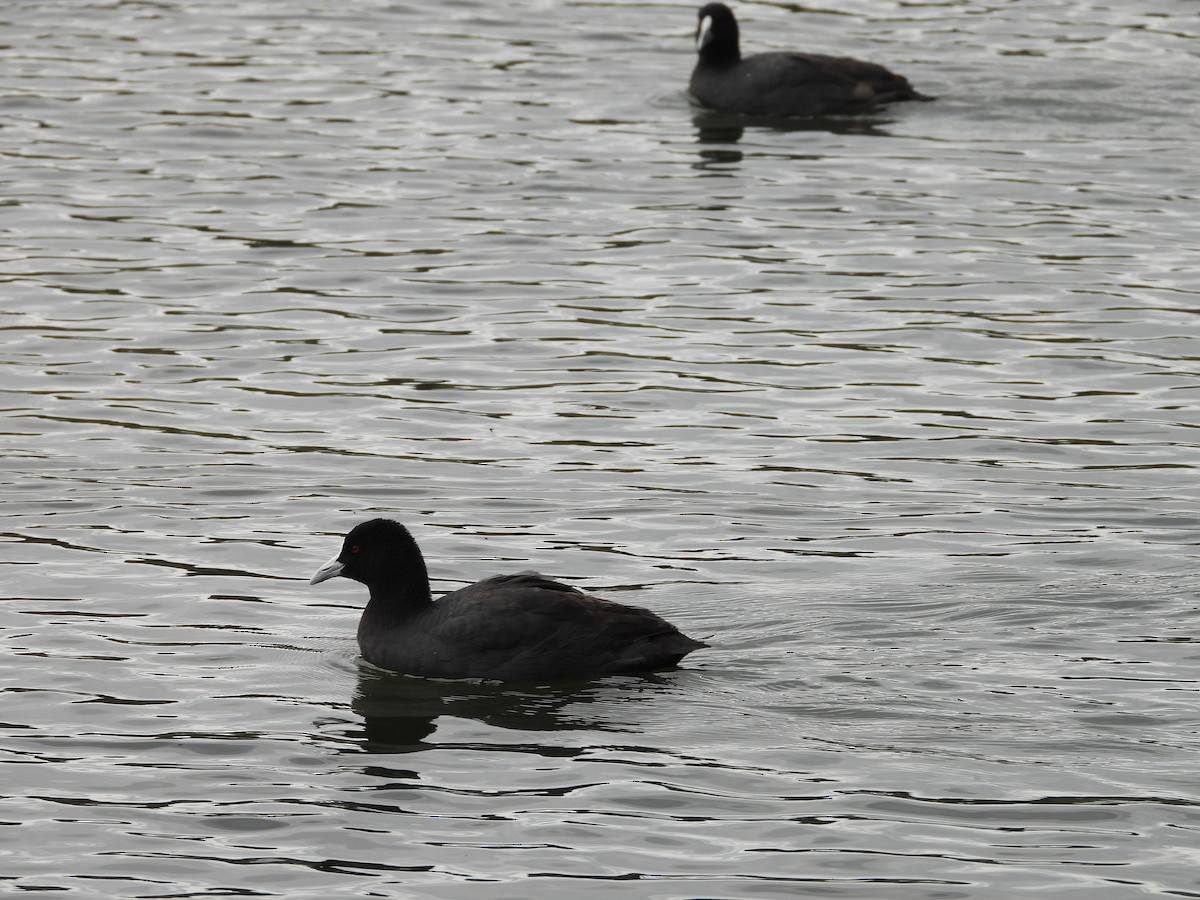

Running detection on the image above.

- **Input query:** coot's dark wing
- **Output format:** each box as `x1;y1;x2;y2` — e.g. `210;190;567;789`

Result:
750;52;922;115
777;52;907;85
457;571;584;596
786;51;927;102
693;49;928;117
428;579;705;681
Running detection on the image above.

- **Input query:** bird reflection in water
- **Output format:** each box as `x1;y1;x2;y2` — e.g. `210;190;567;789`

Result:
343;665;683;755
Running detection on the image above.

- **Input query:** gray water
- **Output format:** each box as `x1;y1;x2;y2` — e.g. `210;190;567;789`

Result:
3;0;1200;896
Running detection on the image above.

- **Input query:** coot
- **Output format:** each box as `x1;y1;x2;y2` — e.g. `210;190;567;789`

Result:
689;3;931;118
309;518;707;682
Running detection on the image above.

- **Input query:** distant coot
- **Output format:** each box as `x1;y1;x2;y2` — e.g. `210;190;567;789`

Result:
689;2;931;118
310;518;707;682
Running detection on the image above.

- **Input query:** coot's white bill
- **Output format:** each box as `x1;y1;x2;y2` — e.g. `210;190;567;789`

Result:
309;555;345;585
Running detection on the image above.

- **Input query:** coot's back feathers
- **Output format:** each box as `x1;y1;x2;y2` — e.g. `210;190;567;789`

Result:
310;518;706;682
690;2;930;118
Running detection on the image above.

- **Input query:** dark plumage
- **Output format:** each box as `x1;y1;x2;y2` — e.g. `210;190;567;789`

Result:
689;3;931;118
309;518;707;682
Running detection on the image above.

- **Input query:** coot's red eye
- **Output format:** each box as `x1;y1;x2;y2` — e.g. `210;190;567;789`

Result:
351;545;360;554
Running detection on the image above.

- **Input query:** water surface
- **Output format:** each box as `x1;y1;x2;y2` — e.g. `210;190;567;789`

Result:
3;0;1200;897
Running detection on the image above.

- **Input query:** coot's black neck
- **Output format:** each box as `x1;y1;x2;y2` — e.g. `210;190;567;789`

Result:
699;40;740;67
366;580;432;618
364;527;433;617
698;9;740;67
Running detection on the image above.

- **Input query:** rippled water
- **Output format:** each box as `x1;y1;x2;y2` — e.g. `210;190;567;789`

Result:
3;0;1199;896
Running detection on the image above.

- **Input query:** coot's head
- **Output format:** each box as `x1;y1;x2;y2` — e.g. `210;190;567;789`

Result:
696;3;740;63
310;518;423;588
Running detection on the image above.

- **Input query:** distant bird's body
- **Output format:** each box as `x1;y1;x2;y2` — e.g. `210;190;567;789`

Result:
689;3;930;118
310;519;706;682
